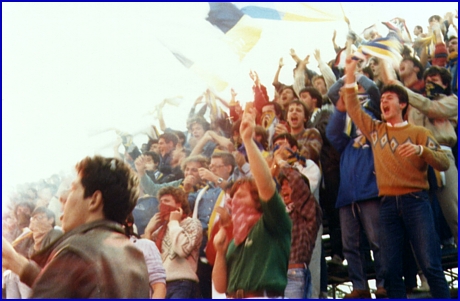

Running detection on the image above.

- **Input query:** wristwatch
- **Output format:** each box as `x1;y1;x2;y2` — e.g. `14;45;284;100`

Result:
217;177;224;184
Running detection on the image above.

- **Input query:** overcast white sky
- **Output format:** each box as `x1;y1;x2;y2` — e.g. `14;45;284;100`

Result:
2;2;457;207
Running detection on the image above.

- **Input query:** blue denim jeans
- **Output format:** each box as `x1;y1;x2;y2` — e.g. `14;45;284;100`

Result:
379;191;450;299
340;198;384;290
284;267;311;299
166;279;199;299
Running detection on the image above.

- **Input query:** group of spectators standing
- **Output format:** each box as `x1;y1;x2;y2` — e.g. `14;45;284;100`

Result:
2;10;458;299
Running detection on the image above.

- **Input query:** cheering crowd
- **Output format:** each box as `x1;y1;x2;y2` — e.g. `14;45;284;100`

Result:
2;10;458;299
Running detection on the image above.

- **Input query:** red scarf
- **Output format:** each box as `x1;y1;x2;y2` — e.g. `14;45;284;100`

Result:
231;202;262;246
155;203;187;251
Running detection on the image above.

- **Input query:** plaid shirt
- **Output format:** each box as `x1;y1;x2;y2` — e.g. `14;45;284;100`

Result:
281;166;322;266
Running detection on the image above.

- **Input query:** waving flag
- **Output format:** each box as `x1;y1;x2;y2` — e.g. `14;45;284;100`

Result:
358;37;404;69
171;51;228;92
164;2;347;93
237;3;343;22
206;2;262;61
381;17;413;44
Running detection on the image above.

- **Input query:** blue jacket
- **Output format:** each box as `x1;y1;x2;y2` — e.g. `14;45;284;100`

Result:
326;108;379;208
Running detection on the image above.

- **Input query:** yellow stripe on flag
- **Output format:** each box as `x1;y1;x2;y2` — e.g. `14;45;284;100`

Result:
223;15;262;61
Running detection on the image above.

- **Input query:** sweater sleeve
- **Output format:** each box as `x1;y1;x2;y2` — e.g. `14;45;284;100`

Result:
317;59;337;90
432;43;448;67
419;129;451;172
142;240;166;285
406;88;458;119
343;87;377;142
293;68;306;97
253;84;269;114
140;175;182;197
168;219;203;258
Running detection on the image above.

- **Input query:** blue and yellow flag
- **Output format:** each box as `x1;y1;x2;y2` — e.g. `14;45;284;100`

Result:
171;51;228;92
206;2;263;61
358;37;404;69
237;3;343;22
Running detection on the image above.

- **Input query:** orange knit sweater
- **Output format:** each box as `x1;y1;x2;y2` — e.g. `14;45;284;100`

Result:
344;87;450;196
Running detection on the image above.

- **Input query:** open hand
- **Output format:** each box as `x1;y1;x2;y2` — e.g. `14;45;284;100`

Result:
240;106;256;142
134;155;147;176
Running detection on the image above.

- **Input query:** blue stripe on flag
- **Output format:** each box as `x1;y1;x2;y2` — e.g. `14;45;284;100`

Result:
240;6;283;20
207;2;244;33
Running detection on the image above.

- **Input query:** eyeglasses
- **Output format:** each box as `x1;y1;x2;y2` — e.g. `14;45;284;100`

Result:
209;164;225;170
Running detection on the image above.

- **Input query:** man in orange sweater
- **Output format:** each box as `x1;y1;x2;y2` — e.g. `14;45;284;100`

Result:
342;55;450;299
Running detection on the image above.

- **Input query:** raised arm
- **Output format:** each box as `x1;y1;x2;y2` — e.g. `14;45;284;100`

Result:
431;20;449;67
207;131;235;152
343;55;376;140
293;54;309;95
356;73;381;113
313;48;337;89
250;70;269;114
289;48;302;64
406;89;458;119
272;57;284;88
189;131;214;157
135;155;182;196
240;106;275;201
332;30;341;53
188;93;206;119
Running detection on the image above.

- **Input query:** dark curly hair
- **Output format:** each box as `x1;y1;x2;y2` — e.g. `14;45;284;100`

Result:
76;156;139;224
157;186;191;216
